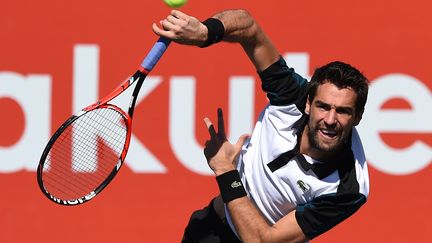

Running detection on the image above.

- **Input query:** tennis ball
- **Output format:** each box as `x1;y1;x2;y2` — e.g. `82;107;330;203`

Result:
164;0;187;8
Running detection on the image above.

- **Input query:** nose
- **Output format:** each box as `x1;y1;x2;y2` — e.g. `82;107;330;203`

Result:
324;109;337;126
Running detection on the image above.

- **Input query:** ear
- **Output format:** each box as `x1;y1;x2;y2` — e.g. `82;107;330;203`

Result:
305;95;311;115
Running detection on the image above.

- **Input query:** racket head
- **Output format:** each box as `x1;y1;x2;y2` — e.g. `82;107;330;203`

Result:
37;104;132;205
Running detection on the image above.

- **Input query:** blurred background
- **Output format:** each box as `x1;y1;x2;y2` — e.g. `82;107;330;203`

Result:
0;0;430;242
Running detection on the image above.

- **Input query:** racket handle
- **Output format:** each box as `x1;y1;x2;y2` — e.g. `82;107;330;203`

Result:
141;37;171;71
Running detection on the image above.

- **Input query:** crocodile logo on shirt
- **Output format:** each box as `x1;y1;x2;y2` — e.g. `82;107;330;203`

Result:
297;180;311;193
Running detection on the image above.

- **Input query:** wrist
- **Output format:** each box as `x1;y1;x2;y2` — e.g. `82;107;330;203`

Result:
216;170;247;203
199;18;225;48
213;165;236;176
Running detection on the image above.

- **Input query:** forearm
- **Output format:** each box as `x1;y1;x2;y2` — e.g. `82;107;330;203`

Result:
226;196;306;243
227;197;273;242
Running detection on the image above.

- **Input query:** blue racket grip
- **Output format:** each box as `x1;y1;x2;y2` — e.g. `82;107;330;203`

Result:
141;37;171;71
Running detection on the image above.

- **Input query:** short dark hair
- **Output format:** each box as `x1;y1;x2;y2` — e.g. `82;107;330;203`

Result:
308;61;369;116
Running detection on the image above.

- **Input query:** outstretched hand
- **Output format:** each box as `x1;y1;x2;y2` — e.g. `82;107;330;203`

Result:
152;10;207;46
203;108;249;176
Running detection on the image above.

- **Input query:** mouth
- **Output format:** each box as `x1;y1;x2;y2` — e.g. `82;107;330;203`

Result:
319;129;338;140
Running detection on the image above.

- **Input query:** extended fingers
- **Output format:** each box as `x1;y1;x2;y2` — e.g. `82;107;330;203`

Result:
204;108;228;142
204;117;217;141
217;108;226;139
203;117;213;129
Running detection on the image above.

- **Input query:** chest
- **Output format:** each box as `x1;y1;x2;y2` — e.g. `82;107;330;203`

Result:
273;159;341;205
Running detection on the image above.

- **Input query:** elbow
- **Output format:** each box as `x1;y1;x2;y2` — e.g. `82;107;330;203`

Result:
219;9;260;44
237;9;260;39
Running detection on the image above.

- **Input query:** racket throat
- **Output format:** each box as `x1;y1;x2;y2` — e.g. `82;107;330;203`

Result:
127;71;146;117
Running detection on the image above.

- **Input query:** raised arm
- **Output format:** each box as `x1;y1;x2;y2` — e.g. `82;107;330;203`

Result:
152;9;280;71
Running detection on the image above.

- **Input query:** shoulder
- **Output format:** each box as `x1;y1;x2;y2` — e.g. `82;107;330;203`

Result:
258;57;309;107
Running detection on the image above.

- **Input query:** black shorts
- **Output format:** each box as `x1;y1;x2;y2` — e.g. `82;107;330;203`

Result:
182;199;241;243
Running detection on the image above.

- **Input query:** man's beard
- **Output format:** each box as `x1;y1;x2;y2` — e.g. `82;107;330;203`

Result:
307;124;346;153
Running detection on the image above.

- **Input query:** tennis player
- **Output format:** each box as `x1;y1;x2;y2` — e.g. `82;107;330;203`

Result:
153;9;370;243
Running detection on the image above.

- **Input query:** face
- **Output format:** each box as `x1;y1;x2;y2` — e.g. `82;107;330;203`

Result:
305;82;361;154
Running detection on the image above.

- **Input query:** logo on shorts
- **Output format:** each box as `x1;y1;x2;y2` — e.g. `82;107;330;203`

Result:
297;180;311;193
231;181;242;188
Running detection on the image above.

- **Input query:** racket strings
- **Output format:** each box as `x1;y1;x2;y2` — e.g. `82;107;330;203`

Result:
48;115;122;174
44;110;125;198
73;110;127;150
42;107;128;200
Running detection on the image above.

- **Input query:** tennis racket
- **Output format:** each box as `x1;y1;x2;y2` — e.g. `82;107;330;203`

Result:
37;37;171;205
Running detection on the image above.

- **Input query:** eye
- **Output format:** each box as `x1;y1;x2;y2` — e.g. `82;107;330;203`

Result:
316;103;330;111
336;108;353;116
